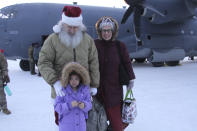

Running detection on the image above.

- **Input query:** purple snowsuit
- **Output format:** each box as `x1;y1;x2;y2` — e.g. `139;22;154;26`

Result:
54;84;92;131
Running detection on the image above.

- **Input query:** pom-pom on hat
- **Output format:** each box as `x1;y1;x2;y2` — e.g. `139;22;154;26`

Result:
62;6;83;26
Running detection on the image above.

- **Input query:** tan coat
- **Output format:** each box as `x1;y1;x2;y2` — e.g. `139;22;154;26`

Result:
38;33;100;98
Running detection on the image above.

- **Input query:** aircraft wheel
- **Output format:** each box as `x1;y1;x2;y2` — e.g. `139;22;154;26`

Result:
19;60;30;71
165;61;179;66
151;62;164;67
135;58;146;63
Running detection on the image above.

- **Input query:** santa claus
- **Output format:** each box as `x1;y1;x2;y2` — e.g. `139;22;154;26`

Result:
38;5;99;126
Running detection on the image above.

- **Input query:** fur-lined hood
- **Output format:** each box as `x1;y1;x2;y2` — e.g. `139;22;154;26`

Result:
95;16;119;41
61;62;90;87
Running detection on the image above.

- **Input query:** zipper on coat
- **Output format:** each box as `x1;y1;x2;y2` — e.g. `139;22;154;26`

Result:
73;48;76;62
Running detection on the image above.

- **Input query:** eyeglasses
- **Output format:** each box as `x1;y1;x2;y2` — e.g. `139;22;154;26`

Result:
101;29;112;33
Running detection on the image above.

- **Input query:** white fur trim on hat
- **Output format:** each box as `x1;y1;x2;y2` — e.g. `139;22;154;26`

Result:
62;13;83;26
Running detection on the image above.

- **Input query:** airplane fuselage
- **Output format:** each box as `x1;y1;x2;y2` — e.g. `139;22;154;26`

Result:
0;2;197;68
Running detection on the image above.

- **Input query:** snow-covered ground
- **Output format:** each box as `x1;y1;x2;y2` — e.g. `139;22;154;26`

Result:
0;58;197;131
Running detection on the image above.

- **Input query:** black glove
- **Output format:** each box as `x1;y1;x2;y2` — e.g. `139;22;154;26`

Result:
3;75;10;83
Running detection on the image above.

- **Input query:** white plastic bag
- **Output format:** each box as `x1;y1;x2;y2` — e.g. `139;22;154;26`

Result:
122;90;137;124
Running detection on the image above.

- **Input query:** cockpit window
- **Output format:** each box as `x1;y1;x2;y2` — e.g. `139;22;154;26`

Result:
0;12;14;19
0;7;16;19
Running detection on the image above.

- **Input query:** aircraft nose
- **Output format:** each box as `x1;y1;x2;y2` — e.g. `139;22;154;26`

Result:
0;9;8;51
0;9;6;32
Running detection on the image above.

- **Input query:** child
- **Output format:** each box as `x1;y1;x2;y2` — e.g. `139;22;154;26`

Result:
54;62;92;131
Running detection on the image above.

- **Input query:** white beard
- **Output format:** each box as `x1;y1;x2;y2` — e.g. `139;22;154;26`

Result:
59;30;83;48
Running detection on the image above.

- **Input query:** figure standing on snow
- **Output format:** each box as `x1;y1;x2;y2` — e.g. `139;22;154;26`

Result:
94;16;136;131
33;43;42;76
54;62;92;131
28;43;39;75
38;6;99;125
0;51;11;114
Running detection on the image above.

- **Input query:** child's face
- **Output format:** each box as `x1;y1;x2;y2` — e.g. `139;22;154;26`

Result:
69;74;80;88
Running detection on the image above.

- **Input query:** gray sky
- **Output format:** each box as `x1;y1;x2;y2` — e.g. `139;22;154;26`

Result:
0;0;128;8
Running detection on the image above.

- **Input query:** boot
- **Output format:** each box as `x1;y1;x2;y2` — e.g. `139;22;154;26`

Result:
2;108;11;115
38;72;41;76
55;111;59;125
31;72;36;75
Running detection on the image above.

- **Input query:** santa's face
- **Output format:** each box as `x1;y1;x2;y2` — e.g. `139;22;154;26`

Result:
62;23;79;36
59;23;83;48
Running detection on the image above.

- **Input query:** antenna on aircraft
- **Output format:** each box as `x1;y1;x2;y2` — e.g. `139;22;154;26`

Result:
73;2;77;5
122;6;126;9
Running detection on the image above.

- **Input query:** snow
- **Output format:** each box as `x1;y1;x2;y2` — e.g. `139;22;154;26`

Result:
0;58;197;131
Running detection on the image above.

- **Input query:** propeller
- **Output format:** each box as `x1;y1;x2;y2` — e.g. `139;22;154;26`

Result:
121;0;145;24
121;0;164;44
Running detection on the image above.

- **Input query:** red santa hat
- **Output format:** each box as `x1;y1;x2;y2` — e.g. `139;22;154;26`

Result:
53;6;83;33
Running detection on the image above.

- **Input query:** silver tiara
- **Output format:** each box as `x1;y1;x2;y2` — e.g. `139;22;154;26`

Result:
99;17;114;30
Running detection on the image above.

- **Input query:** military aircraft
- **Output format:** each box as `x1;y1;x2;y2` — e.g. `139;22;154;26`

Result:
0;0;197;71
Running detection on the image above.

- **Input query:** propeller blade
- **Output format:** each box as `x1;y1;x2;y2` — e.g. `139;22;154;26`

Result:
140;3;165;17
133;9;141;41
124;0;144;6
121;6;134;24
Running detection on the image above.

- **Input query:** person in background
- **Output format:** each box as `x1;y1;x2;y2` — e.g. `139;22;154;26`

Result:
0;51;11;114
28;43;37;75
38;6;99;125
33;43;42;76
94;16;136;131
55;62;92;131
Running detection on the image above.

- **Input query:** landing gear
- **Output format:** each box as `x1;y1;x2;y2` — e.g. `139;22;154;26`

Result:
151;62;165;67
19;60;30;71
189;56;194;60
165;61;179;66
135;58;146;63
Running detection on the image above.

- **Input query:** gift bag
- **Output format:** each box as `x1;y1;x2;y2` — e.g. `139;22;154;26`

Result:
122;90;137;124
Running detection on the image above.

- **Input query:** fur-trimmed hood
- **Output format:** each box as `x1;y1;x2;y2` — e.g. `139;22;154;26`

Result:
95;16;119;41
61;62;90;87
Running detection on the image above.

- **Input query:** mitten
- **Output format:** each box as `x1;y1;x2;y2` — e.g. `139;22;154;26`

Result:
90;87;97;96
